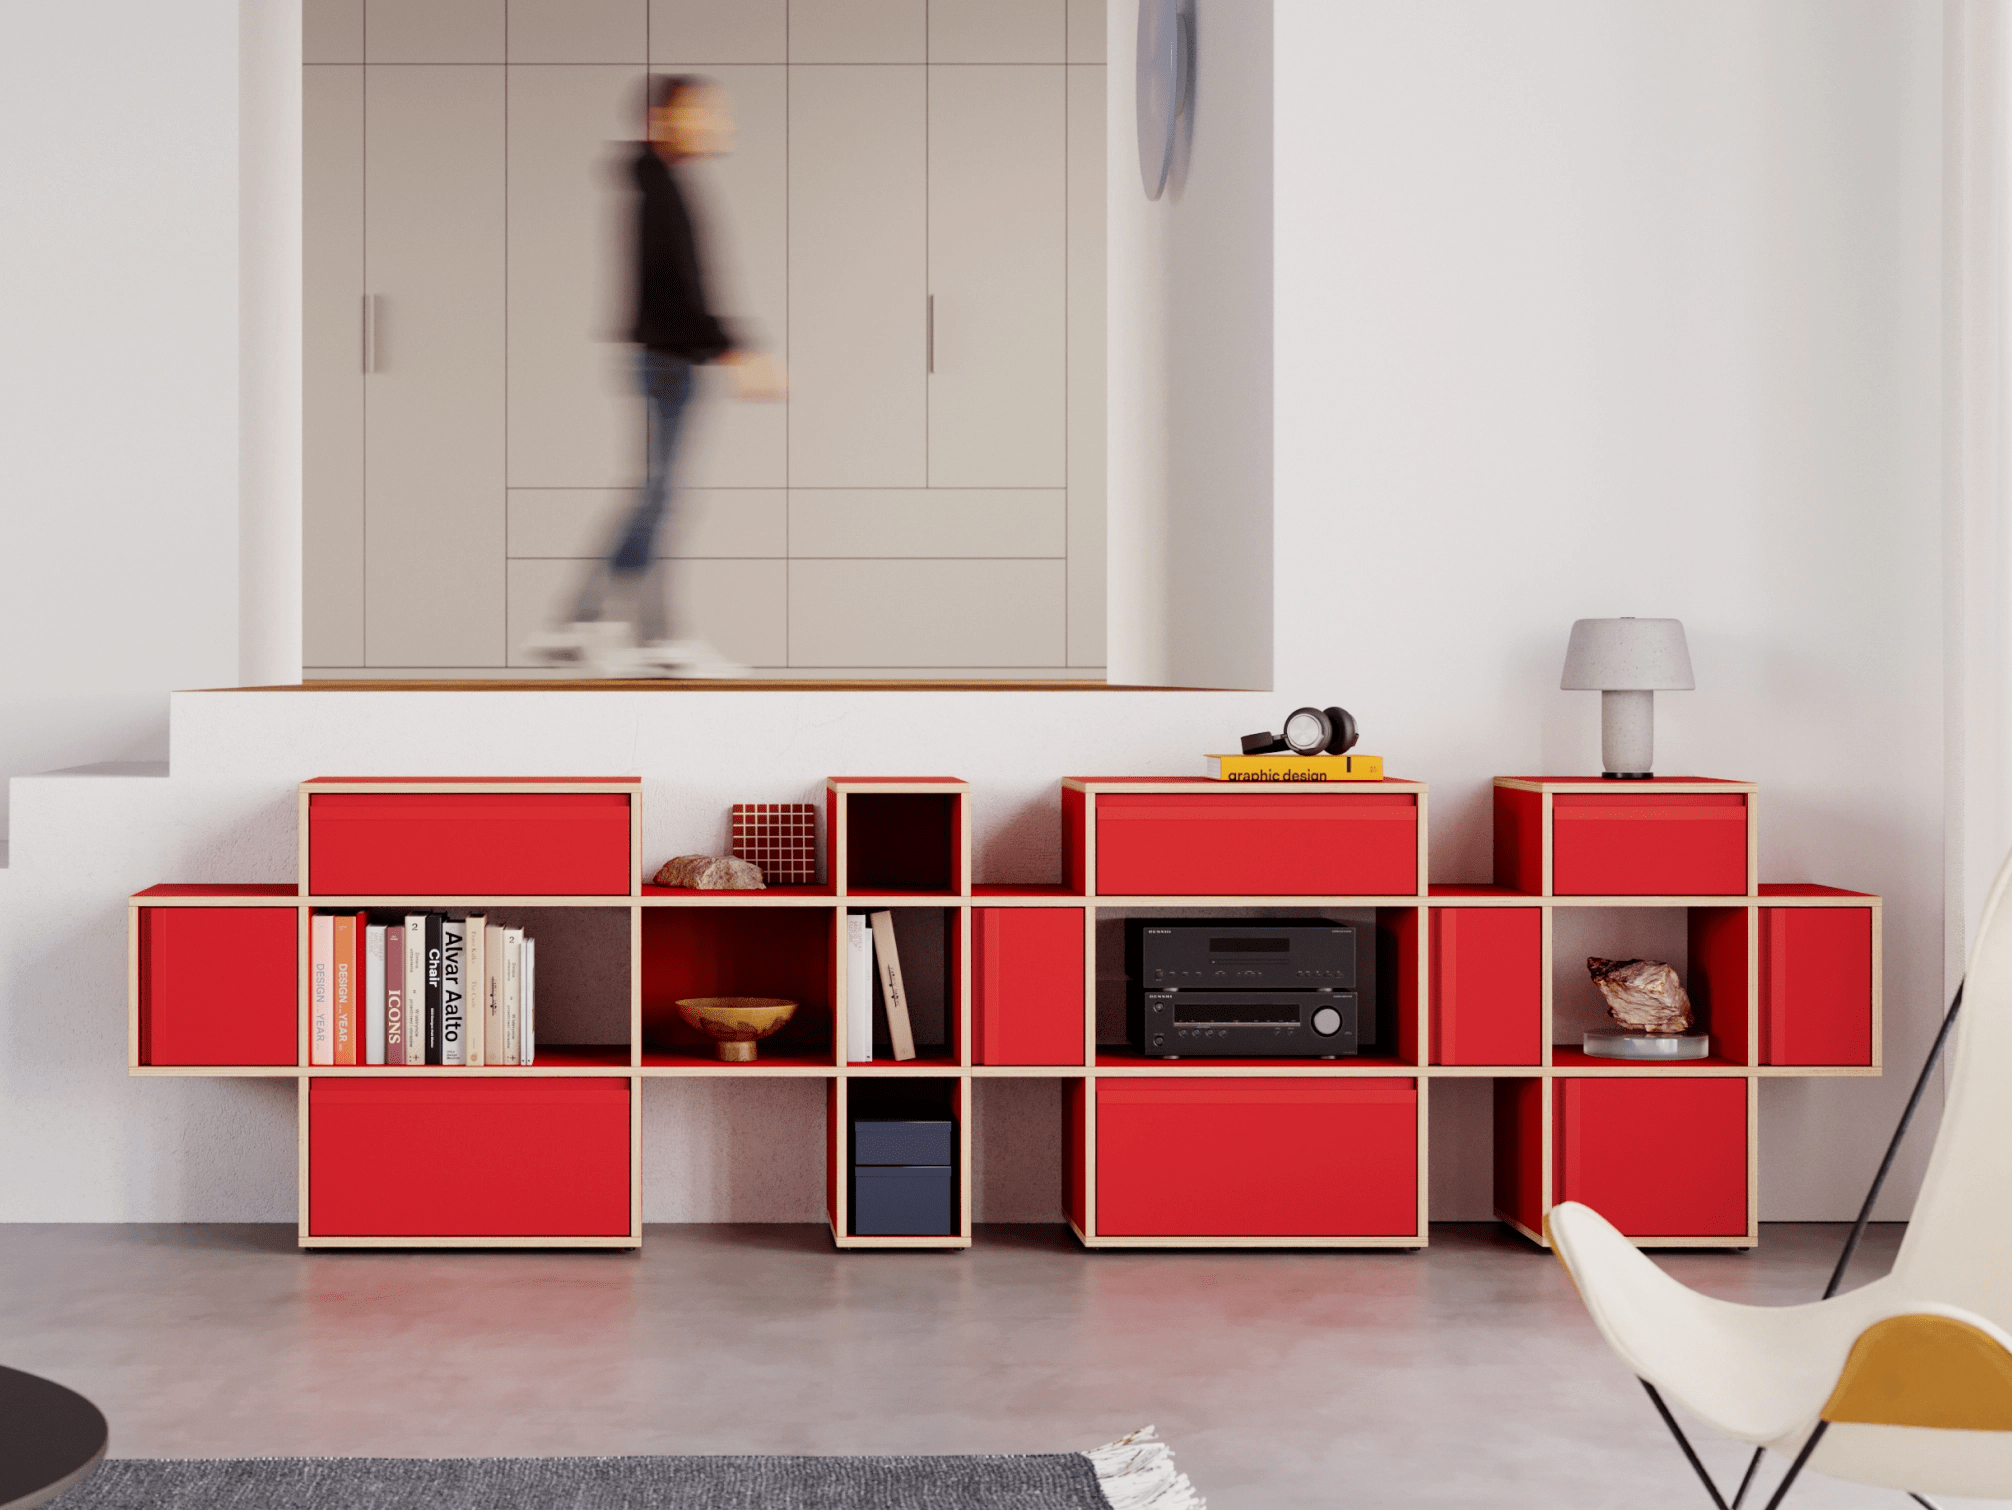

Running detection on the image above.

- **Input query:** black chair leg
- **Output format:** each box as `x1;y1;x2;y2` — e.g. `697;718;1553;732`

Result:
1642;1380;1732;1510
1760;1421;1828;1510
1730;1447;1767;1508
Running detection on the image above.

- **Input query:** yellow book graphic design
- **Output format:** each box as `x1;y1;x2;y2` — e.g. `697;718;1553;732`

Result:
1204;753;1386;782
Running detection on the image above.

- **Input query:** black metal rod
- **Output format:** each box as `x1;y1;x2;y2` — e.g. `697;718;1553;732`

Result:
1824;980;1963;1300
1642;1379;1732;1510
1760;1420;1827;1510
1728;1446;1766;1509
1907;1495;1941;1509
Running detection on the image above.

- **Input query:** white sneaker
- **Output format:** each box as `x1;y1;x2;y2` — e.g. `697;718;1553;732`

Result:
522;620;633;672
633;638;749;679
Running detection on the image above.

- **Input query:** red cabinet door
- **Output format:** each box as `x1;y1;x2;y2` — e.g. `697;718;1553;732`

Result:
1096;1078;1418;1237
141;907;298;1066
973;908;1085;1065
309;1079;632;1237
308;793;632;896
1554;1078;1748;1237
1430;908;1541;1065
1761;908;1874;1065
1095;794;1417;897
1551;794;1749;896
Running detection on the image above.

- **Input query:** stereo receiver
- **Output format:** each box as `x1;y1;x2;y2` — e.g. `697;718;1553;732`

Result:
1128;990;1359;1058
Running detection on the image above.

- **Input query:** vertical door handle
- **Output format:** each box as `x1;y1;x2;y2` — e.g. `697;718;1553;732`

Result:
362;293;378;374
927;294;935;375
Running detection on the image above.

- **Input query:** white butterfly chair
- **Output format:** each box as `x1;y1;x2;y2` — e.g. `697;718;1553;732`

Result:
1549;848;2012;1510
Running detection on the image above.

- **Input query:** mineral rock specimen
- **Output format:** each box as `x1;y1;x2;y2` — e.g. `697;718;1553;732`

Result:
653;854;766;891
1586;957;1693;1034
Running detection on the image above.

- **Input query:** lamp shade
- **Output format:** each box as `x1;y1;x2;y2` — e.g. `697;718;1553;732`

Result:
1560;618;1694;691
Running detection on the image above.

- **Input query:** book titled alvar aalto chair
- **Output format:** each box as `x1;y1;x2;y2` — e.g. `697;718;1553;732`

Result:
1552;851;2012;1508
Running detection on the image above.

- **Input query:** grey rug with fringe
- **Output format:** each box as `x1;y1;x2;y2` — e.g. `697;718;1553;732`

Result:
49;1427;1202;1510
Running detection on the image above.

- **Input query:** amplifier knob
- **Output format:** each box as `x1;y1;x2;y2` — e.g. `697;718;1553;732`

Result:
1311;1006;1343;1037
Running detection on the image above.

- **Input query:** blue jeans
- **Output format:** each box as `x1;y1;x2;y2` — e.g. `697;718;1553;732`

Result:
574;351;696;642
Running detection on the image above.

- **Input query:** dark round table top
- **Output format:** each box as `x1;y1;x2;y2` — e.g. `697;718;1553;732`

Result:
0;1366;106;1510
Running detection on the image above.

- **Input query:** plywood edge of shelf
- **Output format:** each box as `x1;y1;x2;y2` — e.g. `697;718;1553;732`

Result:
304;895;639;908
1497;1213;1548;1248
1427;1063;1544;1076
302;1064;639;1078
1091;1061;1425;1077
969;1063;1090;1077
642;890;838;907
831;1235;973;1249
1753;1064;1880;1078
301;780;641;795
1753;890;1885;907
1493;777;1758;794
1545;894;1760;908
299;1235;642;1249
1085;893;1428;908
640;1064;840;1078
1075;1233;1426;1249
132;1065;303;1077
130;891;303;907
839;1062;967;1077
1061;777;1428;794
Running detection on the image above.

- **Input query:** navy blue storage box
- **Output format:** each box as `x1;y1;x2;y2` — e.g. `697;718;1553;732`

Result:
854;1119;955;1167
853;1165;956;1236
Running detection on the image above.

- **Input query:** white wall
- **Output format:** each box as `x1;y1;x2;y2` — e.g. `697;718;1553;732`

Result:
1106;0;1274;689
1273;0;1947;1218
0;0;1963;1226
0;1;249;835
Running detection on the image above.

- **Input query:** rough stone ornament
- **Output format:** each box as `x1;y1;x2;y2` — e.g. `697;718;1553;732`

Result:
653;854;765;890
1587;956;1693;1034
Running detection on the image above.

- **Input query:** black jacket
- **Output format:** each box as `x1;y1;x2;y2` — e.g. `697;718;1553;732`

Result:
630;146;733;360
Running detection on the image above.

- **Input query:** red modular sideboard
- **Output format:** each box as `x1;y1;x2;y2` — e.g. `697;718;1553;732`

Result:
128;773;1880;1252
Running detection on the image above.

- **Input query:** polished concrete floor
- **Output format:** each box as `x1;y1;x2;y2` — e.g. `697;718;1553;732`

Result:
0;1221;1971;1510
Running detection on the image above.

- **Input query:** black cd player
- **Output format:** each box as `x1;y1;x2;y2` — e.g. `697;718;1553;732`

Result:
1128;989;1360;1058
1126;918;1356;989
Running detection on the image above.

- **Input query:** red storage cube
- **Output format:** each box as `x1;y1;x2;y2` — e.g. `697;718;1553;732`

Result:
1761;908;1874;1065
1551;793;1749;896
974;908;1085;1065
1095;793;1417;897
1430;908;1541;1065
308;792;632;896
1096;1078;1418;1236
1553;1077;1747;1237
308;1078;632;1237
140;907;298;1066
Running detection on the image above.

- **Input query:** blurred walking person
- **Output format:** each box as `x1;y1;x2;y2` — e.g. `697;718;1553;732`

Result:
527;75;783;677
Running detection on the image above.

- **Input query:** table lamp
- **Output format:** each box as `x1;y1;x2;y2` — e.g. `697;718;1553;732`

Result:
1560;618;1694;778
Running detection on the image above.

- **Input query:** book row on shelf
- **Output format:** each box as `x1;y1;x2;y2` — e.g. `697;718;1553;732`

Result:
310;912;536;1067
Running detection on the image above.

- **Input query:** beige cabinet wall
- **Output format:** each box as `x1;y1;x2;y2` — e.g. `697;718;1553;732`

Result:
304;0;1105;677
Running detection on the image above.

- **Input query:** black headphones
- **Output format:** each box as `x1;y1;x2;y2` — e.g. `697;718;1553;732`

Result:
1242;706;1359;757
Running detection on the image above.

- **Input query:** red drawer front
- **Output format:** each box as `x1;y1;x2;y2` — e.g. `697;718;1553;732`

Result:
308;793;631;896
974;908;1085;1065
1550;794;1748;896
141;907;298;1065
1431;908;1541;1065
1761;908;1874;1065
1094;794;1417;897
309;1079;631;1237
1096;1078;1417;1236
1554;1078;1747;1236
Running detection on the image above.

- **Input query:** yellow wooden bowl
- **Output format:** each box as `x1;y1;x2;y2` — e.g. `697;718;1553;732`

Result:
671;996;799;1062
